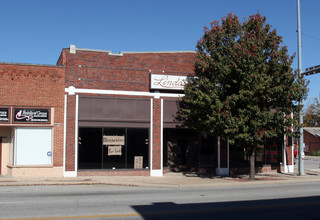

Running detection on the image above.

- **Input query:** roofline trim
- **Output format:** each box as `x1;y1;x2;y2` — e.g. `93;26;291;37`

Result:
74;48;112;53
0;62;65;68
70;45;196;56
121;51;196;54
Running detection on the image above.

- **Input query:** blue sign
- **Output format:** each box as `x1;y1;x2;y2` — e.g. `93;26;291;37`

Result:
47;151;52;157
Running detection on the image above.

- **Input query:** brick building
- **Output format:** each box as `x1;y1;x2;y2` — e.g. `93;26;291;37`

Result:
0;45;294;177
0;63;65;177
304;127;320;155
60;45;231;177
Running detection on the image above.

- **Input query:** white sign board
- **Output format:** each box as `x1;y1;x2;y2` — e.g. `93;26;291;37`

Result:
134;156;143;169
150;74;188;90
103;136;125;146
108;146;122;156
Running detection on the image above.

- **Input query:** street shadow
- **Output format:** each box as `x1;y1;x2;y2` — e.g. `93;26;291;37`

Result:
178;171;280;181
132;196;320;220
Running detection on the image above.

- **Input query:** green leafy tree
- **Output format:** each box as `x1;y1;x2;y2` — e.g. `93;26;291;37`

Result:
304;97;320;127
178;13;308;180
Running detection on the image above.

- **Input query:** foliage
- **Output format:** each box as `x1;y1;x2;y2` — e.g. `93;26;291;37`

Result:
311;150;320;156
178;13;308;178
304;97;320;127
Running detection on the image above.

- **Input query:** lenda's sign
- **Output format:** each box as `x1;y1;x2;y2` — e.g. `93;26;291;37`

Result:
13;108;50;123
0;108;9;122
150;74;189;90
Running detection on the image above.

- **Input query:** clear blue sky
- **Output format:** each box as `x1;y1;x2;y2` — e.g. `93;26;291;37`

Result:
1;0;319;106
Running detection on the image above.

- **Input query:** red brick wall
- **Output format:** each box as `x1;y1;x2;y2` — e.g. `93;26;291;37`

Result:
65;95;76;171
62;49;196;91
62;49;196;174
0;63;65;166
286;136;293;165
152;98;162;170
304;130;320;154
78;169;150;176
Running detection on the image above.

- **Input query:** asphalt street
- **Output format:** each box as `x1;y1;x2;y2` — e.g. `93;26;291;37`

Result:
0;156;319;219
301;156;320;172
0;181;320;220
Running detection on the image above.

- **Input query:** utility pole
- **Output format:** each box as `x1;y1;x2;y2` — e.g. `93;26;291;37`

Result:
297;0;304;176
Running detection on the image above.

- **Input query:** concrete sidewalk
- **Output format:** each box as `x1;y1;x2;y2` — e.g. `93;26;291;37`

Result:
1;169;320;188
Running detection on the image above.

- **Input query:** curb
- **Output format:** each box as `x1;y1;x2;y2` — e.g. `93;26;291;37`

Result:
1;173;319;188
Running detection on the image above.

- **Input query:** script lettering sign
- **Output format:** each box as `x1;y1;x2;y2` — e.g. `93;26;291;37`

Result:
13;108;50;123
150;74;189;90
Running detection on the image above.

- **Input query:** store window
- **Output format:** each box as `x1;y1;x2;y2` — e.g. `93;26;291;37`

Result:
14;127;52;165
163;128;197;171
263;138;282;164
78;127;149;170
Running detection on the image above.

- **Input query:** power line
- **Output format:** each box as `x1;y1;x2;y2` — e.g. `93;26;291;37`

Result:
302;32;320;41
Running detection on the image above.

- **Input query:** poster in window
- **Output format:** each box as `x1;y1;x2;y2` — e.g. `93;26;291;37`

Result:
108;146;122;156
103;135;125;146
134;156;143;169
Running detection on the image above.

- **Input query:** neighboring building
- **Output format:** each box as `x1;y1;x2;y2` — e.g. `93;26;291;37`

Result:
0;45;295;177
0;63;65;177
304;127;320;154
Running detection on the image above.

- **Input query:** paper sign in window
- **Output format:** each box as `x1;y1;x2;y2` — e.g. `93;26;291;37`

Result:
134;156;143;169
108;146;122;156
103;136;125;146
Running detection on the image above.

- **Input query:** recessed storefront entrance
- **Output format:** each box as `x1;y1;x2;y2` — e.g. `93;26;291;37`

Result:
163;129;219;172
163;128;196;171
78;127;149;170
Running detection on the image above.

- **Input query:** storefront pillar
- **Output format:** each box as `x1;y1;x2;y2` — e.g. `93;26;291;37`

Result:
150;97;163;176
282;113;294;173
216;137;229;175
283;134;294;173
64;87;78;177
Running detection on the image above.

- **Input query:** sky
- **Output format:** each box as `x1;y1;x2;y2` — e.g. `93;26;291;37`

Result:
0;0;319;106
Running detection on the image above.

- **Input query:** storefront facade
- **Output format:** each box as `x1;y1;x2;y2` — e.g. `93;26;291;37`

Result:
60;45;211;177
0;45;294;177
0;63;65;177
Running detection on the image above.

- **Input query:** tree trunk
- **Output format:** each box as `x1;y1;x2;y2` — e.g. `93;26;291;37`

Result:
249;149;256;180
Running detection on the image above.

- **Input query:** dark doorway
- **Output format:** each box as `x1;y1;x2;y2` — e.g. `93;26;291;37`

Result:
163;129;197;171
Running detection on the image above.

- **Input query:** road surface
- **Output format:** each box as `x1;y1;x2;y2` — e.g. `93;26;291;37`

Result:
0;181;320;219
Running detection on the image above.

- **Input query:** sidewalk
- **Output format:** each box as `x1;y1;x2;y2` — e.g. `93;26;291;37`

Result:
1;169;319;188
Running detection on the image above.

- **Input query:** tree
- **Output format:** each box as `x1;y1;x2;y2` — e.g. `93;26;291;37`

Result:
178;13;308;180
304;97;320;127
